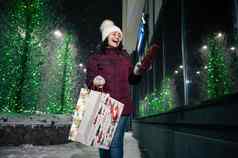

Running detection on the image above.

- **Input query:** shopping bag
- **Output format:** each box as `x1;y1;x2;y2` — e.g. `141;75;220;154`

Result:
68;88;124;149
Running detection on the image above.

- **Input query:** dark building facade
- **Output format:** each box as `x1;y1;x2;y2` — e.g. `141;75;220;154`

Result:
123;0;238;157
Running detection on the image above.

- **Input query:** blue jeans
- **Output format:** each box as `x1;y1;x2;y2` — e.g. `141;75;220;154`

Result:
99;116;128;158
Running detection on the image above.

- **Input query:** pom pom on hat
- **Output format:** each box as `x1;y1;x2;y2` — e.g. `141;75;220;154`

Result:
100;20;114;31
100;19;122;41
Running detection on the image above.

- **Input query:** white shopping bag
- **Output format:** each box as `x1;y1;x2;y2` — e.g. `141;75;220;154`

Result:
68;88;124;149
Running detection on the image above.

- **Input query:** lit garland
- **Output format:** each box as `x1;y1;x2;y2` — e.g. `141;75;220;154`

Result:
139;77;176;117
207;33;231;99
46;33;76;114
0;0;45;112
0;0;77;114
137;32;238;117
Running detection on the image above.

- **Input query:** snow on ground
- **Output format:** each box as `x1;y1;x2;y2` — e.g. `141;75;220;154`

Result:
0;132;141;158
0;114;142;158
0;142;98;158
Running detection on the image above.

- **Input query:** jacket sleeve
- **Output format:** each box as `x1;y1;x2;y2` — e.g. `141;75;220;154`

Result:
86;55;98;89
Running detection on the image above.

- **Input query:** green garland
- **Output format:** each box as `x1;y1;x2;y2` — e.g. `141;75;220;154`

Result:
139;77;175;117
0;0;77;114
46;33;76;114
0;0;45;112
207;33;231;99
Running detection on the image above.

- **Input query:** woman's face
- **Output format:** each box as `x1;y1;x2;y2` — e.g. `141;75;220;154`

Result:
107;31;122;48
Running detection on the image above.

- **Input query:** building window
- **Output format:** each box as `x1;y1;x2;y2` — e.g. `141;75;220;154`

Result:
135;0;238;117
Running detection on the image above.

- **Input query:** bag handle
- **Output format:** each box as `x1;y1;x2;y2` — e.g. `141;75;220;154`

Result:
92;85;104;93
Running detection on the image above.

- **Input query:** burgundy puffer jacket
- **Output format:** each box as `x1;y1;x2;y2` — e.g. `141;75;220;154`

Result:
86;48;141;115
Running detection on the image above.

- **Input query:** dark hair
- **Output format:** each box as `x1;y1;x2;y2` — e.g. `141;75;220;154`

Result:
100;38;123;51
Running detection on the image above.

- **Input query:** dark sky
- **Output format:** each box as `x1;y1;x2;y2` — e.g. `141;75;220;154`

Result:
57;0;122;53
0;0;122;60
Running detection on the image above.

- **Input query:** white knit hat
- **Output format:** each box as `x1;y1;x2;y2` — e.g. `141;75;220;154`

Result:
100;19;123;41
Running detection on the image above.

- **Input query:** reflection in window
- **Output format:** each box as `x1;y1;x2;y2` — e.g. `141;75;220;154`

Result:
136;0;238;117
184;0;237;105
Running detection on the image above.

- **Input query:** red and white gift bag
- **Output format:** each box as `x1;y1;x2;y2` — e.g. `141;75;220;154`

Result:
68;88;124;149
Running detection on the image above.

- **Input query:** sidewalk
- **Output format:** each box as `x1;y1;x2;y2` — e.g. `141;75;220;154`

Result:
0;132;142;158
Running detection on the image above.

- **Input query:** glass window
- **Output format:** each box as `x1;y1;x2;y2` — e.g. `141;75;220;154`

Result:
184;0;236;105
135;0;183;117
135;0;238;117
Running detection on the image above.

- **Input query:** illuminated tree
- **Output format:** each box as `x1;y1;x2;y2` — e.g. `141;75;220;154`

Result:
139;77;176;116
0;0;77;113
0;0;47;112
207;33;231;99
45;33;76;114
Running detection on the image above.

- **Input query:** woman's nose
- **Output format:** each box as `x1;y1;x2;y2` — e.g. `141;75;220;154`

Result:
115;35;121;40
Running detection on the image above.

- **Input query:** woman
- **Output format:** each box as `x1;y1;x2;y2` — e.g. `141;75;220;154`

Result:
86;19;157;158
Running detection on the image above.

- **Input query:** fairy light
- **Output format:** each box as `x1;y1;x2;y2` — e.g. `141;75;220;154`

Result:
83;68;87;73
207;33;231;99
0;0;46;112
0;0;77;114
216;32;223;38
202;45;208;50
79;63;83;68
54;30;63;38
230;46;236;51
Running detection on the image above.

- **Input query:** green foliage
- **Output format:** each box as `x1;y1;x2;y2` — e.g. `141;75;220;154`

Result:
0;0;44;112
207;33;231;99
138;77;176;117
45;34;76;114
0;0;77;114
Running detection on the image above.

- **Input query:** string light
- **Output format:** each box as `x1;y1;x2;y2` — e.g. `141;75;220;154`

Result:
207;33;231;99
230;46;236;51
79;63;83;68
216;32;223;38
202;45;208;50
54;30;63;38
83;68;87;73
0;0;77;114
139;77;174;116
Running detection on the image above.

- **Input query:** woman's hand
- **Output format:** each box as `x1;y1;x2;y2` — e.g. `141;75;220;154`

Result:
133;62;142;75
93;75;106;89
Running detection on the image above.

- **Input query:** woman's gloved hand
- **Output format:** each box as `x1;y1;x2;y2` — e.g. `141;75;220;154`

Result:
133;62;142;75
134;42;160;75
93;75;106;89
